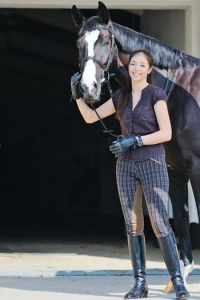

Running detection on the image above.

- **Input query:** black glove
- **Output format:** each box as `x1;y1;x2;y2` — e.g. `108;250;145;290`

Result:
70;72;83;100
109;136;138;157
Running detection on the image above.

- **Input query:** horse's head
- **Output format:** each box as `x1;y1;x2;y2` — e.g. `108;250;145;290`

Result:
71;2;117;103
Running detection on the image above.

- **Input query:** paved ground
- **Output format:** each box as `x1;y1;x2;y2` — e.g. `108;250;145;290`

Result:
0;237;199;275
0;236;199;299
0;275;199;300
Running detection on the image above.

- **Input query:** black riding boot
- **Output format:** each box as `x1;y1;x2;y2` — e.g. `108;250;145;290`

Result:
124;234;148;299
158;233;190;300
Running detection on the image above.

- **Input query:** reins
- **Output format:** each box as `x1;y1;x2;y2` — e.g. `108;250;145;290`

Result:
164;55;181;98
164;68;179;98
91;103;121;139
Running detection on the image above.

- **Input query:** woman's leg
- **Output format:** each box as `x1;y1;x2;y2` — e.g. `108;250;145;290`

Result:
158;233;190;300
138;155;189;300
116;158;148;299
116;158;139;235
125;234;148;299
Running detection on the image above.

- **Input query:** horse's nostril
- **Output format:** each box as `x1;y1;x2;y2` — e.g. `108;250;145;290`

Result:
93;82;97;89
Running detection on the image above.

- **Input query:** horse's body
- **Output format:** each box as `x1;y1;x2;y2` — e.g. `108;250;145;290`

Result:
71;1;200;282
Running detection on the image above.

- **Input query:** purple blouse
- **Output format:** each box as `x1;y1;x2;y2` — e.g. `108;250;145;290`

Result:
112;84;168;161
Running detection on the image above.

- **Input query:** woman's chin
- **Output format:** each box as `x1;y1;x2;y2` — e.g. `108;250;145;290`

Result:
132;76;142;81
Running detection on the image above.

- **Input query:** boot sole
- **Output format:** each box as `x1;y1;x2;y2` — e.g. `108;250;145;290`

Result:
124;291;148;299
176;295;190;300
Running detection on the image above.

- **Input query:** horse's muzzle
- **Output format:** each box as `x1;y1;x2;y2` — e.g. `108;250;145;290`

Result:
81;84;101;104
83;95;100;104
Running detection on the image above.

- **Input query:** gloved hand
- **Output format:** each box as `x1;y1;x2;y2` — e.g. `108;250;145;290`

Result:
70;72;83;100
109;136;138;157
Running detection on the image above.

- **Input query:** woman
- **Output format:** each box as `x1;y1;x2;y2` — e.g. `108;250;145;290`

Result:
70;49;189;300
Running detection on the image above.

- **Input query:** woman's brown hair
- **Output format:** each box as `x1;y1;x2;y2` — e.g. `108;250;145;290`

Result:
116;49;153;119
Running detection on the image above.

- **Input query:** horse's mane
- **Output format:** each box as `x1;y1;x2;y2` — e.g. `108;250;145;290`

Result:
112;22;200;69
79;16;200;69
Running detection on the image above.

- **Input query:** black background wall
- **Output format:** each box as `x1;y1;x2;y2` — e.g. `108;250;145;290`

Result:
0;8;141;237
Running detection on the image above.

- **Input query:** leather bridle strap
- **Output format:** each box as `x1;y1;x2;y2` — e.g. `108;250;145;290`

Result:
80;26;120;138
91;103;122;139
82;27;118;97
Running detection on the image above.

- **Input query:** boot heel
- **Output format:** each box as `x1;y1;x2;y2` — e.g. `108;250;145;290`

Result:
143;290;148;298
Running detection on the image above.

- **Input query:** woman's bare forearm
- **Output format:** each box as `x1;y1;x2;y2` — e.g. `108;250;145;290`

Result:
141;130;172;145
76;98;99;123
76;98;116;123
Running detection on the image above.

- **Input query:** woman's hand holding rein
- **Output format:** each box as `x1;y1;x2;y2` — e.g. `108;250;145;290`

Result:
70;72;83;101
109;135;143;157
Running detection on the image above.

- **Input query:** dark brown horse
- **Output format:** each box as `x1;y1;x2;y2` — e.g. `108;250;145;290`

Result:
71;1;200;285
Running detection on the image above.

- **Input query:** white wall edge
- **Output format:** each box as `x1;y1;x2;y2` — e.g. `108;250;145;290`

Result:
0;0;194;9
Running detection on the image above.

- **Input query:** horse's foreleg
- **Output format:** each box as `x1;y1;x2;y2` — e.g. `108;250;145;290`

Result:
168;169;193;265
164;169;194;293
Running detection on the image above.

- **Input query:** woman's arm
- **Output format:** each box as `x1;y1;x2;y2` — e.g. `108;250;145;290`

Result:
141;100;172;145
76;98;116;123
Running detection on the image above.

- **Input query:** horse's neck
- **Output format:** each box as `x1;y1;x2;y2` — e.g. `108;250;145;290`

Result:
112;22;141;55
112;22;200;106
112;22;200;70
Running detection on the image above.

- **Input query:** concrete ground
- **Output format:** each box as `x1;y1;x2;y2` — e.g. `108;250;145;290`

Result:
0;275;199;300
0;236;199;275
0;236;199;299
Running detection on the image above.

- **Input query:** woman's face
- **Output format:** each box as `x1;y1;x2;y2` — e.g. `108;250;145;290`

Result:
128;52;152;82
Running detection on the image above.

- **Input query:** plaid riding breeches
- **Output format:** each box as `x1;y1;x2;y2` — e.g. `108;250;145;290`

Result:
116;154;172;238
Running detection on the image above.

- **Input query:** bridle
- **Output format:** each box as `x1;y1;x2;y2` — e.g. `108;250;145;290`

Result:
80;25;118;98
79;25;121;139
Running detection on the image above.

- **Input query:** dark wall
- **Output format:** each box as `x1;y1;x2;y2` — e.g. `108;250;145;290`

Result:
0;9;140;234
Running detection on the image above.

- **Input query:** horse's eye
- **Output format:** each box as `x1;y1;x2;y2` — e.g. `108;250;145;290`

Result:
103;41;109;46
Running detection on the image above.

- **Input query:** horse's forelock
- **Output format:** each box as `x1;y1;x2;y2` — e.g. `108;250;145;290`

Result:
80;16;111;36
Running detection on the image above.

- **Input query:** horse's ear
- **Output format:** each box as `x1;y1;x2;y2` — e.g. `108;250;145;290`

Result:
71;5;85;28
97;1;110;25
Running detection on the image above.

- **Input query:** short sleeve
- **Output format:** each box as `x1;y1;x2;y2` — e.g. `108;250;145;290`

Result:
112;89;122;111
153;88;167;105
